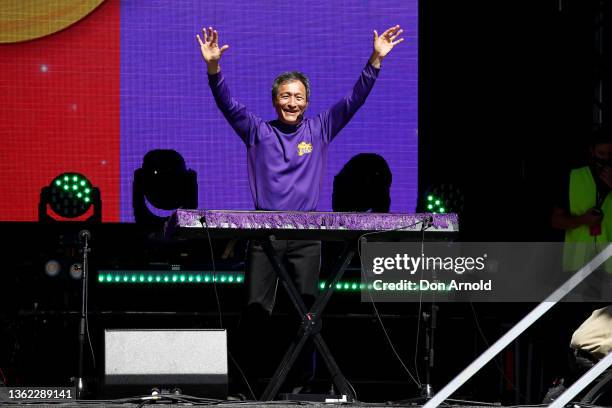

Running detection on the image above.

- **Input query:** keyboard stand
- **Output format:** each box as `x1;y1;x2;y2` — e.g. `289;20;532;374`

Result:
259;236;356;401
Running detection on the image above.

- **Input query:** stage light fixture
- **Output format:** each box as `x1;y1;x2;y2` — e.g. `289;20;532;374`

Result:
39;172;101;222
421;184;464;215
425;194;446;214
69;263;83;280
44;259;62;277
133;150;198;225
332;153;392;213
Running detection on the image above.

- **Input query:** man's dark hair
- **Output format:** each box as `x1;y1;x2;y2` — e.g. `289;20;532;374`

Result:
591;126;612;146
271;71;311;101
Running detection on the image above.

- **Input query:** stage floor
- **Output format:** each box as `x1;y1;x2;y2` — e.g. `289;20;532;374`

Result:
0;403;547;408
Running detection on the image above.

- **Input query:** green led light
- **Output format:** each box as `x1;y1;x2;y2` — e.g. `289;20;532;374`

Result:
97;273;386;293
427;204;433;210
439;207;445;213
435;200;440;205
84;188;91;193
427;195;433;201
48;173;94;219
84;197;90;203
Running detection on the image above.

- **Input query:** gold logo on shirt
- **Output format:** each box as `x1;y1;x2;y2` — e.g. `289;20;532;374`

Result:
297;142;313;156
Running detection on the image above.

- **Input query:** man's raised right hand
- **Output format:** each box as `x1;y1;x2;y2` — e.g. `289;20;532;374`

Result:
197;26;229;74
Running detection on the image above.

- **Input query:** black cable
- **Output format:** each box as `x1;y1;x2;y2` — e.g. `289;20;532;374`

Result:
0;367;6;385
228;351;257;400
356;218;430;247
445;397;518;406
571;403;608;408
200;215;223;329
346;379;359;401
136;398;153;408
469;302;530;401
412;226;428;388
0;398;321;406
84;266;96;369
80;231;96;392
152;393;223;403
356;218;429;389
199;215;257;401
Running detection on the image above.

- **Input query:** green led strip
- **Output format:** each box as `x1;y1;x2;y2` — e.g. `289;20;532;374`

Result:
319;281;372;292
97;271;244;284
97;271;371;291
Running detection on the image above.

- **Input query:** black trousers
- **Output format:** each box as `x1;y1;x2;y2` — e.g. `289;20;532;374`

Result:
245;239;321;312
234;240;321;395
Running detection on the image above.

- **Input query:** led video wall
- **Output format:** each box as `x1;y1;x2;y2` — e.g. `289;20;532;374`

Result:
0;0;417;222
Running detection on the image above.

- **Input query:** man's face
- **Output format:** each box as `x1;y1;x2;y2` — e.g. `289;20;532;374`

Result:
273;80;308;125
593;143;612;161
591;142;612;173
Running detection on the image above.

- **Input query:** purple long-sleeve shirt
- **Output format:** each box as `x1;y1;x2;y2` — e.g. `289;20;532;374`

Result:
208;63;379;211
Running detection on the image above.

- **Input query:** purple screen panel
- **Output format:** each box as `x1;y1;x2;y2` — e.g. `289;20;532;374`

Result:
120;1;418;221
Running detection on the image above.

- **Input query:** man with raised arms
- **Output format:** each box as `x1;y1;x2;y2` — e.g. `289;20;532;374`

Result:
197;24;404;396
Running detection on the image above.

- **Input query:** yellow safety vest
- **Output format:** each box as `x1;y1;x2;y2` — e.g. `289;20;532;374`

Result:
563;166;612;272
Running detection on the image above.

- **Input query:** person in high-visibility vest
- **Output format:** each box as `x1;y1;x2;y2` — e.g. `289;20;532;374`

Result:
551;128;612;371
552;130;612;274
542;131;612;403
